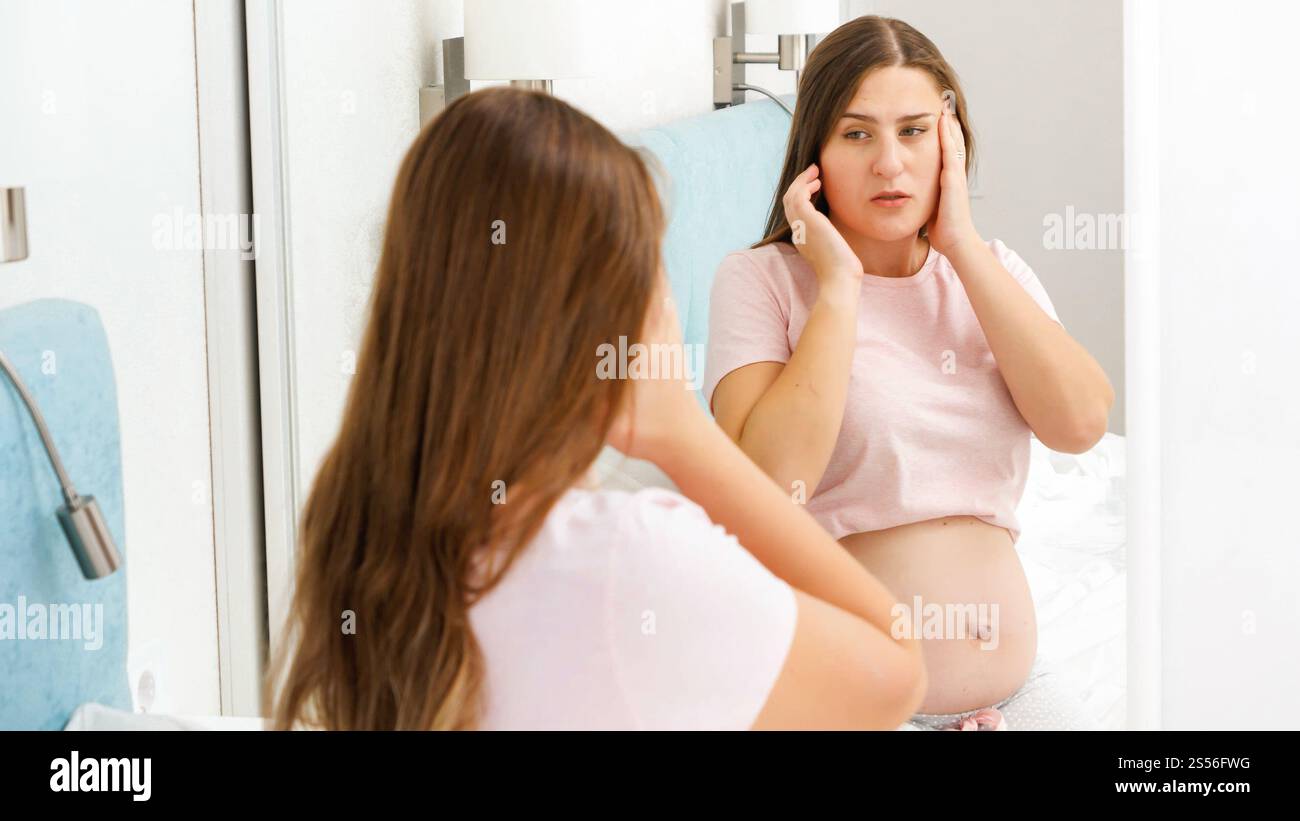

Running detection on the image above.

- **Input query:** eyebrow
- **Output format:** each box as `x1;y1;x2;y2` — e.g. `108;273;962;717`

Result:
839;112;936;124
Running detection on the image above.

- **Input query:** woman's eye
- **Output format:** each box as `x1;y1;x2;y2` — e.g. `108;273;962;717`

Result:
844;127;926;141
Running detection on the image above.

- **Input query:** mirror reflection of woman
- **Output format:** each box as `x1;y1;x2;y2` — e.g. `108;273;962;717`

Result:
267;86;927;730
706;16;1113;730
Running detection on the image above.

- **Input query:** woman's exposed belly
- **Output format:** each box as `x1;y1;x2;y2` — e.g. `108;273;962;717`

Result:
840;516;1038;714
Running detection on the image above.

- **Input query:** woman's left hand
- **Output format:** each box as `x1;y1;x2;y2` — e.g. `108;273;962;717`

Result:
925;96;982;257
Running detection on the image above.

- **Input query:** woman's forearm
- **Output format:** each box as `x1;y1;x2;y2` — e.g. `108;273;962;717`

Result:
736;278;861;497
660;406;912;651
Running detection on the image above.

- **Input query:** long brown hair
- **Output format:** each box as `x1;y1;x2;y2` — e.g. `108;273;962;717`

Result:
756;15;976;247
267;86;666;730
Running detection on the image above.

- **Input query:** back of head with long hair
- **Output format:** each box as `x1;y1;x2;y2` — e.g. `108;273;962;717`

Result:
757;14;976;248
267;86;666;730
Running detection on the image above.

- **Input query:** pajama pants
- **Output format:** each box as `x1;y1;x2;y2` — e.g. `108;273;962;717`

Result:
899;657;1101;731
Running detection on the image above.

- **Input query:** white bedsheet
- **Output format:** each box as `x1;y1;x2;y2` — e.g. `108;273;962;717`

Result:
1017;432;1127;730
65;701;268;730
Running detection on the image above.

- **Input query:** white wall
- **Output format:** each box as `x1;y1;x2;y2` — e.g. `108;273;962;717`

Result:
1132;0;1300;729
0;0;220;715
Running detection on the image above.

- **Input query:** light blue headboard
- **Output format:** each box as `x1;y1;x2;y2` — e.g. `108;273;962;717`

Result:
0;298;131;729
623;97;793;403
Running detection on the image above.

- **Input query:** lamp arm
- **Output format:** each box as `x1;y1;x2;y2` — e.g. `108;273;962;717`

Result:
0;348;80;505
732;83;794;116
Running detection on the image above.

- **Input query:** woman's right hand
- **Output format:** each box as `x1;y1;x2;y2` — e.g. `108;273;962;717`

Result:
604;273;712;465
783;163;864;288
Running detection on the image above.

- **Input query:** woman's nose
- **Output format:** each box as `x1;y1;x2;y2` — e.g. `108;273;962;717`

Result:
872;138;904;178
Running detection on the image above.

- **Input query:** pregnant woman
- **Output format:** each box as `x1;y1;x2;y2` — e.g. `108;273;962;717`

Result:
704;16;1114;730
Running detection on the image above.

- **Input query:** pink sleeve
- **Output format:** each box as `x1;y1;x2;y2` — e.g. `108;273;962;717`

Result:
991;239;1064;327
607;488;797;730
703;252;791;411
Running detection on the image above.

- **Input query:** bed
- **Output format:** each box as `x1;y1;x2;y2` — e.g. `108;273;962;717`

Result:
1018;432;1126;730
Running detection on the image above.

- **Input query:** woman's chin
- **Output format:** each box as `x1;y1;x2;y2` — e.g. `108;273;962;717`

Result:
847;219;926;243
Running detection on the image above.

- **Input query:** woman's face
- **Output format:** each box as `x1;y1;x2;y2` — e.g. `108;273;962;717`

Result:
818;66;946;242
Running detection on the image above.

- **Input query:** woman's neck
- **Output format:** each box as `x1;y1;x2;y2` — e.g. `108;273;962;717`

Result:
829;220;931;279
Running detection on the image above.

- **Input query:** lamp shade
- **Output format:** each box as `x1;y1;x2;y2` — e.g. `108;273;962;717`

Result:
744;0;840;35
425;0;464;40
464;0;606;80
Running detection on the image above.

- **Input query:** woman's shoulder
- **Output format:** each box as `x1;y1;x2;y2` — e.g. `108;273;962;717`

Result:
718;241;805;278
967;237;1036;282
555;485;717;540
931;237;1021;276
473;486;711;587
713;242;812;305
980;237;1021;264
549;485;768;575
955;236;1023;264
736;240;801;260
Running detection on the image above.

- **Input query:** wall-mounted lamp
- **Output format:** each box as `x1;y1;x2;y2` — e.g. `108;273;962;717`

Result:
713;0;840;114
419;0;605;127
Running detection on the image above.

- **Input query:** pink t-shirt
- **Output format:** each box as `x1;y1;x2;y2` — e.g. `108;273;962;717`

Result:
702;238;1063;545
466;485;797;729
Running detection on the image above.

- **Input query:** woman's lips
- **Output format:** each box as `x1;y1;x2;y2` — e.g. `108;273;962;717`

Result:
871;195;911;208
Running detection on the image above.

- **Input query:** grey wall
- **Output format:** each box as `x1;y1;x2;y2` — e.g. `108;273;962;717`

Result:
859;0;1126;433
